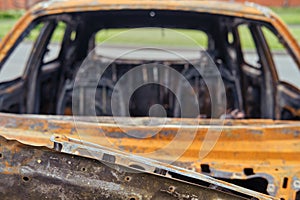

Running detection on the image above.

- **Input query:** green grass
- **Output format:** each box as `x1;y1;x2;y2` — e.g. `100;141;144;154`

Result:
0;19;18;38
0;10;24;38
0;10;24;20
238;24;300;50
271;7;300;25
96;28;208;48
291;28;300;43
96;26;300;50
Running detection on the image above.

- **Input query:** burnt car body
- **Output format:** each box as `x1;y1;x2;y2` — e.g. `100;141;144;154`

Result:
0;0;299;199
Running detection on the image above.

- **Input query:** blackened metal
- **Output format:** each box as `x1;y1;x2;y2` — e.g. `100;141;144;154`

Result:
0;135;251;200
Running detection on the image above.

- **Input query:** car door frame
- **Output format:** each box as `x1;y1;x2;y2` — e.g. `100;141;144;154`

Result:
256;24;300;119
0;19;48;113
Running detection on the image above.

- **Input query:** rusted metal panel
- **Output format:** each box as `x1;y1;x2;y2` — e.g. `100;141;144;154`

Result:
0;113;299;199
0;134;273;200
0;1;298;199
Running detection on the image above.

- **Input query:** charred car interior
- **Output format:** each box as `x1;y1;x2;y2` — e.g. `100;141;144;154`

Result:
0;1;300;200
0;9;299;119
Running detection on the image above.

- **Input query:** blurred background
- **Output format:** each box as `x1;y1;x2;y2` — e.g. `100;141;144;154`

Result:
0;0;299;43
0;0;300;50
0;0;300;45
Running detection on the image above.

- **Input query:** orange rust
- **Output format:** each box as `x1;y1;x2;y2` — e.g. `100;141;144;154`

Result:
0;113;299;198
0;1;299;199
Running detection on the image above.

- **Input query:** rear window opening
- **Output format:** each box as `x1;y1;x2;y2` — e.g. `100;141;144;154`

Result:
93;28;208;48
0;9;299;120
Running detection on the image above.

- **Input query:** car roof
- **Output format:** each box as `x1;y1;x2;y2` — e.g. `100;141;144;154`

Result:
31;0;274;19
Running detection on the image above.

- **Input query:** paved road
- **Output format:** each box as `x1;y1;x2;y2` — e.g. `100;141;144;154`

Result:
0;43;299;87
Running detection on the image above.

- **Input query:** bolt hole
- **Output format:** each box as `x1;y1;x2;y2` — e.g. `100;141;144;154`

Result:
200;164;211;173
22;176;30;182
282;177;288;189
128;196;139;200
54;142;63;151
168;186;175;192
244;168;255;176
124;176;132;182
